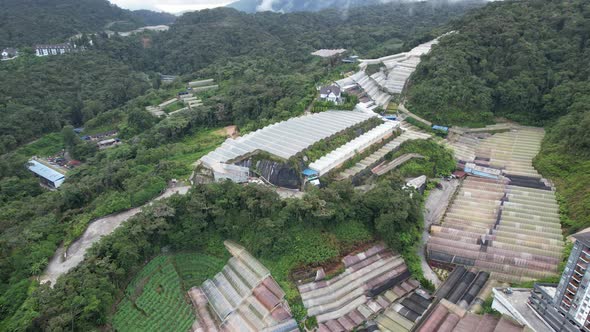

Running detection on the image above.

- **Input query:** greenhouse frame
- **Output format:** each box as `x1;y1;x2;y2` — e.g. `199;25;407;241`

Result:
309;121;399;176
199;111;377;182
299;244;423;332
188;241;298;332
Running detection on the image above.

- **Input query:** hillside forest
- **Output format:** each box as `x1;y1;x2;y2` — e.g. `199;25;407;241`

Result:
405;0;590;233
0;1;478;330
0;0;588;330
0;0;176;47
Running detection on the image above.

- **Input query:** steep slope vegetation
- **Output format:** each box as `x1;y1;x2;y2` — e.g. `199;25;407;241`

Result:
0;0;174;47
145;2;484;74
535;110;590;233
228;0;381;13
0;53;150;153
406;0;590;232
407;0;590;127
227;0;472;14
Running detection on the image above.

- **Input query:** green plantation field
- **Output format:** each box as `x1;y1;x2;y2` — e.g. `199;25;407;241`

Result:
112;253;225;331
173;253;227;291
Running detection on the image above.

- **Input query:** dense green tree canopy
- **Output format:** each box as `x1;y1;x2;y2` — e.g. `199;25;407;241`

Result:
0;0;175;47
407;0;590;127
0;53;150;153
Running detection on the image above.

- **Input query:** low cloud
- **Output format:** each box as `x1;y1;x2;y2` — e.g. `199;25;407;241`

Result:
109;0;235;13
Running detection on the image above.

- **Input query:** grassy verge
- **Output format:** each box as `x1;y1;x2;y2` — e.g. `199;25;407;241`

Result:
534;145;590;233
13;133;64;158
163;128;226;175
163;101;185;114
262;221;373;325
385;139;455;178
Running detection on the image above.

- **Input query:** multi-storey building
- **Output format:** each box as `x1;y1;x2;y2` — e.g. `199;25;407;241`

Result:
527;233;590;331
555;233;590;329
35;43;74;56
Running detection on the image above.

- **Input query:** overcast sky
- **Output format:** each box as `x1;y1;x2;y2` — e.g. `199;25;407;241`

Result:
109;0;235;13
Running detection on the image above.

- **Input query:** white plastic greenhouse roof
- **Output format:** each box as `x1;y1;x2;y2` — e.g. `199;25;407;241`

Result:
335;36;443;103
200;111;376;169
309;121;399;175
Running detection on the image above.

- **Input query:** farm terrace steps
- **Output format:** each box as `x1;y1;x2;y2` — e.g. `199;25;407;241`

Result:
338;127;431;180
427;175;564;282
309;121;400;176
299;244;428;331
429;125;563;282
113;256;196;331
354;38;442;95
336;71;392;107
371;153;425;176
188;241;298;332
447;127;547;181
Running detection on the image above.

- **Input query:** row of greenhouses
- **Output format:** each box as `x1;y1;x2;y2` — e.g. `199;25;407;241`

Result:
189;241;298;332
356;38;440;95
300;244;421;332
338;128;431;180
415;300;527;332
309;121;399;176
445;135;480;162
475;128;545;178
199;111;376;182
427;175;563;281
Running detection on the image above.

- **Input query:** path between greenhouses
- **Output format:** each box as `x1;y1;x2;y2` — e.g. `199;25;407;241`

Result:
40;185;190;286
419;179;459;288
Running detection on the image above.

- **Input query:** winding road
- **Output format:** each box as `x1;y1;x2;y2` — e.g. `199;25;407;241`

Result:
40;185;190;286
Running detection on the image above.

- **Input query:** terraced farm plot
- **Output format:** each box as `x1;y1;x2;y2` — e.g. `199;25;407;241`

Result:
113;253;224;332
173;253;226;291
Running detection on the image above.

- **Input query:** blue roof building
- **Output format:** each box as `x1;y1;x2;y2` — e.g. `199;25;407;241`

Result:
302;169;319;177
27;160;66;189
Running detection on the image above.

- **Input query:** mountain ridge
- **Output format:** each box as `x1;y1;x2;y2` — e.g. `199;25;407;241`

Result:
0;0;175;47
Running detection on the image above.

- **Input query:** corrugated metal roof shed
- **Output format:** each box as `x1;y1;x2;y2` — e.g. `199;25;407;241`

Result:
27;160;65;187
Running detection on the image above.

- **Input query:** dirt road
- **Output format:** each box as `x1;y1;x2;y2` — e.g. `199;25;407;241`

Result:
40;185;190;286
418;179;459;288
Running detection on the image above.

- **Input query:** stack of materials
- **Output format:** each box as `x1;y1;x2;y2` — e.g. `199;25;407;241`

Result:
415;299;529;332
434;266;489;309
199;111;376;182
298;244;419;332
188;241;298;332
375;289;434;332
309;121;398;176
338;127;431;180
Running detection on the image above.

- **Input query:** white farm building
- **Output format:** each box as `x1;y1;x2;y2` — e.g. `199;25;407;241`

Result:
199;111;377;182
